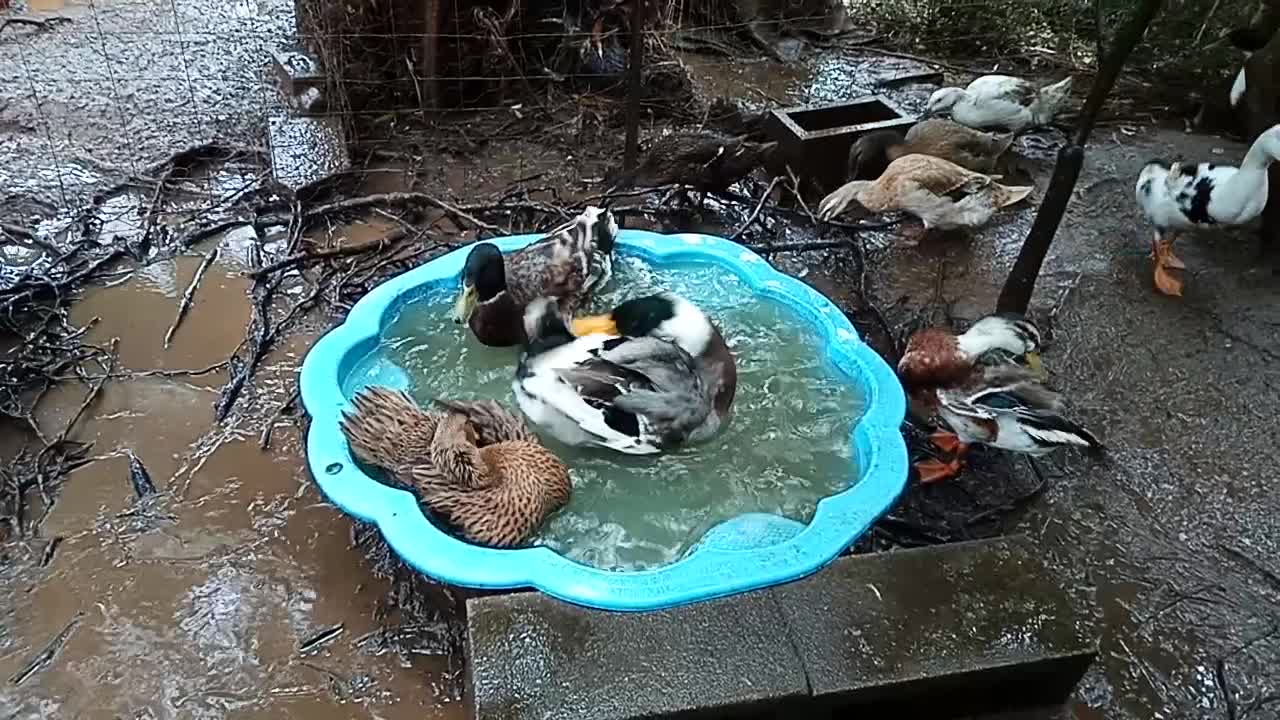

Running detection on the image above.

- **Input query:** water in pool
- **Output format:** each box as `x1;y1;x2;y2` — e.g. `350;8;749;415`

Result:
343;254;865;571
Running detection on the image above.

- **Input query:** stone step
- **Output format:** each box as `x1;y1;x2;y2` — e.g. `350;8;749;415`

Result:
465;536;1097;720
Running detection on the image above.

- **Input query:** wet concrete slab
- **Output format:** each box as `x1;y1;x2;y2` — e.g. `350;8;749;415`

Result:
466;589;808;720
467;537;1097;720
774;536;1097;716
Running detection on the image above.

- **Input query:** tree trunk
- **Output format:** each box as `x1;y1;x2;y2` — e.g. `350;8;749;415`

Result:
995;0;1165;315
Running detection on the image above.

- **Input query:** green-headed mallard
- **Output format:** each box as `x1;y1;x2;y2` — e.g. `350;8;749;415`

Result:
511;292;737;454
925;75;1073;132
818;153;1032;242
1135;124;1280;296
340;387;571;547
848;119;1015;181
451;206;617;347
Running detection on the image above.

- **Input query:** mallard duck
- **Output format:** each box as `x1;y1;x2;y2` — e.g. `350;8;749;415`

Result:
909;363;1103;482
609;130;781;208
848;119;1016;180
340;387;571;548
512;292;737;454
817;154;1033;241
899;313;1052;483
452;206;617;346
925;75;1073;132
1135;123;1280;296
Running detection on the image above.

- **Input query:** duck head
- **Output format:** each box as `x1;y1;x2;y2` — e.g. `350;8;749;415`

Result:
924;87;967;117
848;129;905;180
572;291;714;357
452;243;507;325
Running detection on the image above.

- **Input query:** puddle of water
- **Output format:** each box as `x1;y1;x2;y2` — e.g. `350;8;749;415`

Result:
346;255;865;570
69;254;251;380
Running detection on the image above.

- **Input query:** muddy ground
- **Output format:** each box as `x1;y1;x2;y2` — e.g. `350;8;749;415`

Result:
3;0;1280;719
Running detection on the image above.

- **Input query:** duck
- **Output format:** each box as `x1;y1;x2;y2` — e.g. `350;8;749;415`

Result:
451;205;617;346
1135;123;1280;296
339;387;571;548
924;75;1074;132
899;313;1042;481
897;312;1044;389
912;364;1104;482
817;153;1033;242
511;292;737;454
609;130;782;208
847;119;1016;181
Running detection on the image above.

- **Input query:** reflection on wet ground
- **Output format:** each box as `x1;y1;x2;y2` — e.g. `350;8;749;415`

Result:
0;238;465;718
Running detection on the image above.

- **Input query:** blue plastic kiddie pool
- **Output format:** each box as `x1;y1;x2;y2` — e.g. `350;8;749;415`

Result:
300;229;908;612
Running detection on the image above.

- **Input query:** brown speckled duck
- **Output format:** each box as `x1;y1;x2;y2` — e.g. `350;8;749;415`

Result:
340;387;571;548
848;119;1016;180
611;130;781;207
451;206;617;347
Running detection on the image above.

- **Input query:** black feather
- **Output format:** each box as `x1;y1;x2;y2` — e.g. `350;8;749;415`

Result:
1017;410;1104;451
1182;175;1217;225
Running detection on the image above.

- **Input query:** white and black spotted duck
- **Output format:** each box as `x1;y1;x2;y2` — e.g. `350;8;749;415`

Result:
511;292;737;455
898;314;1101;483
340;388;571;548
1135;123;1280;296
451;206;618;346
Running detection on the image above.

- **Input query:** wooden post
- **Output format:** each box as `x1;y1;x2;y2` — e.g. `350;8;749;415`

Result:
623;0;645;174
420;0;441;111
995;0;1165;315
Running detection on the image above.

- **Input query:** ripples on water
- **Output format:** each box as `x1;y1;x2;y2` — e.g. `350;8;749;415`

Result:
345;255;866;570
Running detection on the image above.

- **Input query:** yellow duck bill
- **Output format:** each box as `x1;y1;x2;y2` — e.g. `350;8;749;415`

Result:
571;313;619;337
452;285;478;324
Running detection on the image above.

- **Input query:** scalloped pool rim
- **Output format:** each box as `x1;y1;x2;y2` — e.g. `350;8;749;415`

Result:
300;229;909;612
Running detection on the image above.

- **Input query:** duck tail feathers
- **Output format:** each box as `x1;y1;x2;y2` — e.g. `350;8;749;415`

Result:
995;183;1034;207
340;386;433;472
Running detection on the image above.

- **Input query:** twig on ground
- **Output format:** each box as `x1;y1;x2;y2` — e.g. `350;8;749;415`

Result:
9;611;84;685
729;176;781;240
247;228;414;280
295;192;501;233
260;388;300;450
1216;658;1238;720
164;246;220;348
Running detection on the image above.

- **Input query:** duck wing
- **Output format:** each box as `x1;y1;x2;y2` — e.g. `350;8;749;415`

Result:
968;75;1038;106
555;337;714;446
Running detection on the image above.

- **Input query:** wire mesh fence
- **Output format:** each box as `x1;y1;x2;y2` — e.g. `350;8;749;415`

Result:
0;0;1263;299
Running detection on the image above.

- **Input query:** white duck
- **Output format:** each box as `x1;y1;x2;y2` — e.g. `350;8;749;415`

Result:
1134;123;1280;296
925;75;1074;133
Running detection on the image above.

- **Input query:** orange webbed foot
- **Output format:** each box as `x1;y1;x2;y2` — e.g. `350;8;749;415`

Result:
928;430;965;454
915;458;963;484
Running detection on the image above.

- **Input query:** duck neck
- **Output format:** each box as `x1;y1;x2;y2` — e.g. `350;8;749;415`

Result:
1241;130;1280;172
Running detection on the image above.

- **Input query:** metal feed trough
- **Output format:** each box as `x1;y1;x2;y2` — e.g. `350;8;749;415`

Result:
765;95;916;193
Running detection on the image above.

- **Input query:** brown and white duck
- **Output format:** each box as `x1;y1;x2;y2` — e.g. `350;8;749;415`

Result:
451;206;617;347
340;387;571;548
